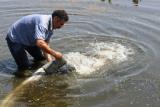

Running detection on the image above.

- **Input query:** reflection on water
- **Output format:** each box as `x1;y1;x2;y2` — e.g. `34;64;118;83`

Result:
0;75;75;107
100;0;142;6
15;76;74;107
101;0;112;4
132;0;141;6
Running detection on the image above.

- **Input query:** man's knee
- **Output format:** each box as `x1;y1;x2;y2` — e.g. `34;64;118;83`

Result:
6;38;30;70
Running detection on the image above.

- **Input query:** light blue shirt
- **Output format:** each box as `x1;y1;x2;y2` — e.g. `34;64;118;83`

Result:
7;14;54;46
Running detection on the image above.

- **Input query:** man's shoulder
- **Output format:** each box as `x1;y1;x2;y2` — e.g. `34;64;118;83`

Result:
22;14;50;20
23;14;42;19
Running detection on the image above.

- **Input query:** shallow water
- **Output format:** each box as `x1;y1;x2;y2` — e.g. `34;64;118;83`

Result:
0;0;160;107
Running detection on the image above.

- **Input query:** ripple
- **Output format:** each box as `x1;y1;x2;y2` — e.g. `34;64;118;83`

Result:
51;35;152;79
63;36;153;100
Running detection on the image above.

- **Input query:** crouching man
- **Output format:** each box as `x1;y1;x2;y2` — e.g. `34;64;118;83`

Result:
6;10;69;76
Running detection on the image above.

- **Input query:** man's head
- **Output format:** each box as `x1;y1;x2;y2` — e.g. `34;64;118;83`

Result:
52;10;69;29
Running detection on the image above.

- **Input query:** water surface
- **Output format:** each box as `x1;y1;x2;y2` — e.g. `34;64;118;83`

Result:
0;0;160;107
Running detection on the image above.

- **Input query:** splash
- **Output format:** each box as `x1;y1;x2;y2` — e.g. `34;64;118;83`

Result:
64;42;135;75
64;52;105;75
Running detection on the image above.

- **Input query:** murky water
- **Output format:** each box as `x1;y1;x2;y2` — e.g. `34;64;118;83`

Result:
0;0;160;107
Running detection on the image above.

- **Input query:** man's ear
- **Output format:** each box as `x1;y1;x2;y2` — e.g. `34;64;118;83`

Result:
53;16;60;22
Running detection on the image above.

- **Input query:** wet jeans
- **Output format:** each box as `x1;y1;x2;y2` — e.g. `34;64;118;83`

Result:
6;37;45;70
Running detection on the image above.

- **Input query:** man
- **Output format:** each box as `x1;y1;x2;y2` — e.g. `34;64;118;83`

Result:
6;10;69;76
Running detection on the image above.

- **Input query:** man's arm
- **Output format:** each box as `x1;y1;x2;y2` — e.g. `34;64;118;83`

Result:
43;50;54;62
36;39;63;60
42;42;55;62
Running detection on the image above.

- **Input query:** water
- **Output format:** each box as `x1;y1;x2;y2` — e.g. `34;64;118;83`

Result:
0;0;160;107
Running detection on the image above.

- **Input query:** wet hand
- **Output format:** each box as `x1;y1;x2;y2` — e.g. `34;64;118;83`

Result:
46;55;54;62
55;51;63;59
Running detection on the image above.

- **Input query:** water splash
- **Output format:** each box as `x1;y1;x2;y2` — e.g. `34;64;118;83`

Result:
64;52;105;75
64;42;135;75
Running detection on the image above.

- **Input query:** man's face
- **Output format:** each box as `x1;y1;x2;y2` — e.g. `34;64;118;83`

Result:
53;16;66;29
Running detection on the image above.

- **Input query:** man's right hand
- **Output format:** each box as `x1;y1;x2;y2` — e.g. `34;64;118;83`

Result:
36;39;63;60
54;51;63;59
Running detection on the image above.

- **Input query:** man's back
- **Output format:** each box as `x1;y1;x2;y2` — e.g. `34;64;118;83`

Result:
7;14;52;46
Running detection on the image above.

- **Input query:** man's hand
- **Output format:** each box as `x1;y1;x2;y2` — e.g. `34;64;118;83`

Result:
43;52;54;62
36;39;63;60
54;51;63;59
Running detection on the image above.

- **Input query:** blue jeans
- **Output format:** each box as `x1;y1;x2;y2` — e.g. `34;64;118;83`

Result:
6;37;46;70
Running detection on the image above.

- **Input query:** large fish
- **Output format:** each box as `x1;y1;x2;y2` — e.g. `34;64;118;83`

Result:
33;58;76;76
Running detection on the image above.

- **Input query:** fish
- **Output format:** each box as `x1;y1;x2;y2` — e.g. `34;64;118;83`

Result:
33;58;76;76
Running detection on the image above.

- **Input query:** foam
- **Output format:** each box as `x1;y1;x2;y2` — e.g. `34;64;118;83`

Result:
64;52;104;75
64;42;135;75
